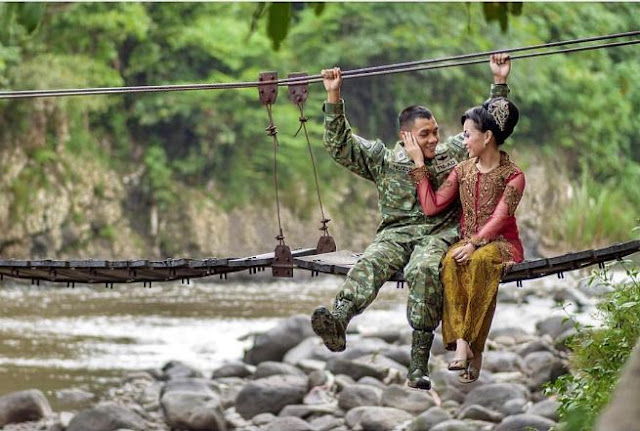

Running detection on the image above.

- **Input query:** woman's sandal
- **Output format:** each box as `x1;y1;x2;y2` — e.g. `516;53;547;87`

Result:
458;364;480;383
448;342;474;371
447;358;468;371
458;355;482;384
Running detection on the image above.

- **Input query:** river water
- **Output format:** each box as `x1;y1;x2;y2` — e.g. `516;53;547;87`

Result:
0;270;597;411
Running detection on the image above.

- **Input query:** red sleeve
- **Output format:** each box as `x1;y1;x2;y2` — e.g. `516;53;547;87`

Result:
416;168;460;215
474;171;525;242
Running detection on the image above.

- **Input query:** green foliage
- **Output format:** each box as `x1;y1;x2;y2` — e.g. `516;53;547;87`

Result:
1;2;639;249
267;3;292;51
98;225;116;241
31;147;58;164
9;163;50;223
551;172;639;249
482;2;523;31
547;261;640;430
0;2;46;42
142;145;175;210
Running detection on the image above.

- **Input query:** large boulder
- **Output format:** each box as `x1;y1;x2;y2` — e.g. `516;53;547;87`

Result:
494;413;556;431
235;374;308;419
263;416;316;431
338;384;383;410
407;406;452;431
245;315;315;365
483;351;524;373
253;361;307;379
66;402;146;431
345;406;414;431
522;351;568;390
162;360;204;380
528;399;560;421
461;383;530;416
0;389;52;427
381;384;435;415
160;378;226;431
535;315;574;339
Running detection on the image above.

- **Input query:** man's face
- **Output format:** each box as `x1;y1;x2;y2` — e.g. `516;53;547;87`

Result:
409;117;439;159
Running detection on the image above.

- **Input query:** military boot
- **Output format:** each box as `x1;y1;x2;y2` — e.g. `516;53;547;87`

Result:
311;299;356;352
407;330;434;390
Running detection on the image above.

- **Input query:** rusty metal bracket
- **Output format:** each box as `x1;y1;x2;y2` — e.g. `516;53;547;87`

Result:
258;72;278;105
316;218;336;254
287;72;308;105
316;235;337;254
272;244;293;277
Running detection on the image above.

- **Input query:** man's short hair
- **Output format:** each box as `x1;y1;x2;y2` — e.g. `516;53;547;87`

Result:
398;105;433;131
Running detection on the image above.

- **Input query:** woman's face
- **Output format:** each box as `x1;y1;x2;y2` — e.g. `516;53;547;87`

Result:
463;119;487;158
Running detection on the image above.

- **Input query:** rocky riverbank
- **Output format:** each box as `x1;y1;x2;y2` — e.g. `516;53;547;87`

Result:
0;304;580;431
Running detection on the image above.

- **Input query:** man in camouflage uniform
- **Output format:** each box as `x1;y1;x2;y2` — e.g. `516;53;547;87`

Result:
312;55;511;390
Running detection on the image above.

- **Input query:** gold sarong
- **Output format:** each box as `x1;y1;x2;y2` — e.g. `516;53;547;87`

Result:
441;241;503;357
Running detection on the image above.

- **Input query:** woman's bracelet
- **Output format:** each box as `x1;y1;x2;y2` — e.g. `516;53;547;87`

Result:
467;236;489;248
408;165;429;184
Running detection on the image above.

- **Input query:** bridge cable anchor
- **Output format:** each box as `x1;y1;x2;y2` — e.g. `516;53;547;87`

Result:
259;71;293;278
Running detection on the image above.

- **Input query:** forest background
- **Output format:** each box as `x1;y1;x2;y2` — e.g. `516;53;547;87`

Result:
0;2;638;261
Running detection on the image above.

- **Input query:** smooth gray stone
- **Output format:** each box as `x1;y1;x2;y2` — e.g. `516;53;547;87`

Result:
345;406;414;431
338;384;383;410
253;361;307;379
494;413;556;431
462;383;530;416
66;402;146;431
263;416;316;431
0;389;52;427
235;374;308;419
527;399;560;421
430;419;475;431
381;384;435;415
407;406;452;431
244;315;315;365
457;404;504;422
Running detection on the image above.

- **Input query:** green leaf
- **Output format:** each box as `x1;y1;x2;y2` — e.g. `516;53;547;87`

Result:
510;2;523;15
16;2;46;34
266;2;291;50
313;2;326;16
249;2;267;36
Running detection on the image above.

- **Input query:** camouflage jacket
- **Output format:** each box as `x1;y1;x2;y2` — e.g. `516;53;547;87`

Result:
322;84;509;242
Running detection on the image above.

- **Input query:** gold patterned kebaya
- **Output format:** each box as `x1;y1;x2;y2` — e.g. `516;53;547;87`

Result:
410;151;525;357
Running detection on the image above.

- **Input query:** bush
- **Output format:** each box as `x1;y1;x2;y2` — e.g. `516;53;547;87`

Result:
547;259;640;430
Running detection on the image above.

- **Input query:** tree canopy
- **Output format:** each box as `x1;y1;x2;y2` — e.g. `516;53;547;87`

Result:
1;2;639;251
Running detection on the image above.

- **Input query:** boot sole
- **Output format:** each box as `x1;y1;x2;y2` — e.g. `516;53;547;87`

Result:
407;378;431;391
311;307;346;352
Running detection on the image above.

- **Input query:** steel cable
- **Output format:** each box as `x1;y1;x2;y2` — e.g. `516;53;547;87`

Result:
295;103;330;235
264;103;287;245
0;31;638;99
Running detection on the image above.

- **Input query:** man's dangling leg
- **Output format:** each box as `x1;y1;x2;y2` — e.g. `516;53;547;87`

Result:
403;236;448;390
312;236;408;352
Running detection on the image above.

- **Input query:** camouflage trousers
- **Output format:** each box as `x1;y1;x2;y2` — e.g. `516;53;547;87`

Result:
334;232;451;331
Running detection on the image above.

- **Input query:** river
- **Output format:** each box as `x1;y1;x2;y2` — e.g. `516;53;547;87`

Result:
0;270;597;411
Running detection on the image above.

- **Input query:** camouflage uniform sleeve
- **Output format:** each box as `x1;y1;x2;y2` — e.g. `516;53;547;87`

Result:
444;132;468;163
490;83;510;99
323;100;385;182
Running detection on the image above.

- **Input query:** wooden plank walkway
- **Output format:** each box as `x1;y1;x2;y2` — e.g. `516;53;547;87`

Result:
294;240;640;286
0;247;318;286
0;240;638;286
